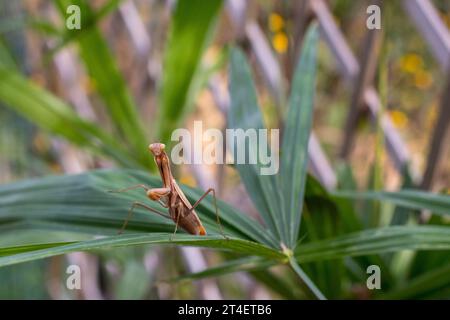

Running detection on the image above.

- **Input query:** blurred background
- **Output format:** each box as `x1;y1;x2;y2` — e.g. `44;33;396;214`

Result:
0;0;449;299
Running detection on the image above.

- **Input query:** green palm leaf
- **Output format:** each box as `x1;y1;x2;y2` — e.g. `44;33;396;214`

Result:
0;169;276;247
157;0;223;143
228;47;286;247
0;69;139;169
333;190;450;216
0;234;283;268
280;24;319;245
55;0;149;167
295;225;450;262
167;256;276;282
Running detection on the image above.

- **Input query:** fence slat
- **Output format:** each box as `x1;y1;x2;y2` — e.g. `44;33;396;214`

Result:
119;0;151;58
311;0;412;173
403;0;450;189
308;133;337;188
364;88;411;169
311;0;359;82
402;0;450;69
421;72;450;189
245;21;285;106
226;0;337;189
341;26;382;158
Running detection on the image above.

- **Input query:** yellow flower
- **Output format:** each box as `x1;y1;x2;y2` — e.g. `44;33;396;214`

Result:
83;77;97;94
389;110;408;128
414;70;433;89
179;175;197;188
399;53;423;74
272;32;288;54
269;13;284;32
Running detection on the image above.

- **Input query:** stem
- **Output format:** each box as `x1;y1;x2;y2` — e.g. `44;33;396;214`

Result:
373;19;386;227
288;256;326;300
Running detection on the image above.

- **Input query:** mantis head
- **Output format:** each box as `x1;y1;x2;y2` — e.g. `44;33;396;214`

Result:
148;143;166;156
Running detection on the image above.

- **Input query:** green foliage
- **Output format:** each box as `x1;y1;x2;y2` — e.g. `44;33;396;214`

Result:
55;0;149;166
228;48;286;246
157;0;223;143
0;167;448;298
280;25;319;245
333;190;450;217
228;25;326;298
0;1;154;170
0;6;449;298
0;69;140;168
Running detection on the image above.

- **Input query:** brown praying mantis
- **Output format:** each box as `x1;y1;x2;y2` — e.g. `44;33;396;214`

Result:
110;143;226;238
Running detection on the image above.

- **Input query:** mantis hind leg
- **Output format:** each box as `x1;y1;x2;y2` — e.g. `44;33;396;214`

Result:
118;201;171;235
169;209;182;241
189;188;228;239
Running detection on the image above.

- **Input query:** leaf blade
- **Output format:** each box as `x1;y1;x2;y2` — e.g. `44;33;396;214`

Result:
228;47;287;247
55;0;149;167
0;68;139;168
295;226;450;263
167;256;275;282
0;234;283;268
0;169;277;248
281;24;319;245
332;190;450;217
158;0;223;142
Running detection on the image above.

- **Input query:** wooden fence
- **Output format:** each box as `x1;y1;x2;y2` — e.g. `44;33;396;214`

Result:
52;0;449;192
224;0;450;190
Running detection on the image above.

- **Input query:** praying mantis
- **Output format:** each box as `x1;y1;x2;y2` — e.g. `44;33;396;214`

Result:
110;143;225;238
